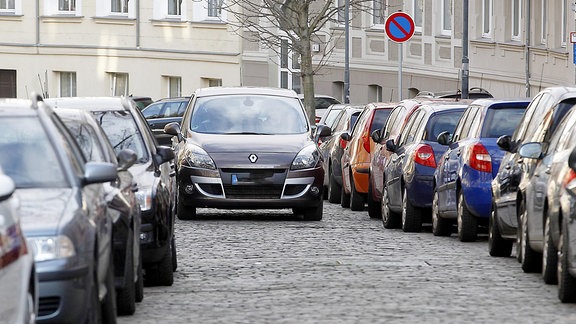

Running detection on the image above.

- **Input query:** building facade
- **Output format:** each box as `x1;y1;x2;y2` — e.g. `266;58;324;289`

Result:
0;0;241;100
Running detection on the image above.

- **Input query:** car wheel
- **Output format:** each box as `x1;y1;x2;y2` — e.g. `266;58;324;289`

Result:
116;245;136;316
401;187;422;232
542;216;558;284
340;182;351;208
177;196;197;220
432;190;451;237
381;185;400;229
558;229;576;303
101;252;117;324
367;183;381;219
349;176;365;211
145;245;174;287
457;191;477;242
135;257;144;303
297;200;323;221
327;166;342;204
519;200;541;273
171;237;178;272
488;204;513;257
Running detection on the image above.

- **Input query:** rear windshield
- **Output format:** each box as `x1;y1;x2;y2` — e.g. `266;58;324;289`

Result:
371;109;392;134
0;117;67;188
425;110;464;141
92;111;149;163
191;95;308;135
481;107;526;138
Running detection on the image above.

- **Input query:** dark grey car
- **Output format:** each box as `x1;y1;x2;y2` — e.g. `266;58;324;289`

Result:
141;97;190;146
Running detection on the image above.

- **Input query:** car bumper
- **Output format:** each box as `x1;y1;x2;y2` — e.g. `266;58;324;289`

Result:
351;163;370;194
140;209;171;265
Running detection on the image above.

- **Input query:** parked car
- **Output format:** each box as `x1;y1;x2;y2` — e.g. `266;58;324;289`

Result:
415;87;493;99
129;95;153;110
432;99;529;241
557;146;576;302
45;97;177;287
0;169;38;324
166;87;325;220
55;108;144;315
489;87;576;260
314;103;349;144
315;105;365;203
141;97;191;146
0;96;118;323
299;94;341;123
383;102;467;232
340;102;395;211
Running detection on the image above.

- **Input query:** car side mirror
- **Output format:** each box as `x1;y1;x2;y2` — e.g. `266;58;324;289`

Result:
497;135;512;152
340;132;351;142
569;146;576;171
318;125;331;137
155;146;175;165
164;122;183;142
117;149;137;171
385;138;396;152
83;162;118;185
371;129;382;143
518;142;543;159
437;131;451;146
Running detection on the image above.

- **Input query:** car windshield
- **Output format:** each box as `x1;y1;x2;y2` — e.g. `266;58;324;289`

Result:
190;95;308;135
0;117;67;188
481;107;526;138
92;111;149;162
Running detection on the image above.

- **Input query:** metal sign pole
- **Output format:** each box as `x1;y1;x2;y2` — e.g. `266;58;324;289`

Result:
398;43;403;101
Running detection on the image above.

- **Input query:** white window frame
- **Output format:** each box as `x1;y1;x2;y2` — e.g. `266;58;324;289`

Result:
110;72;129;96
167;76;181;97
153;0;187;20
371;0;385;28
59;72;77;97
45;0;82;16
96;0;135;18
441;0;452;36
336;0;346;27
279;38;301;93
192;0;227;22
0;0;21;15
511;0;522;41
561;0;567;48
482;0;493;39
540;0;547;45
412;0;423;33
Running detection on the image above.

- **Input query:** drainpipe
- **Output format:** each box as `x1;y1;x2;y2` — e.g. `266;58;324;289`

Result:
36;0;40;45
525;0;531;97
461;0;469;99
136;0;141;48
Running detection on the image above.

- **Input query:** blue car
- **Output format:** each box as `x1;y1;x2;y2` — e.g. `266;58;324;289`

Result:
383;102;467;232
432;99;529;241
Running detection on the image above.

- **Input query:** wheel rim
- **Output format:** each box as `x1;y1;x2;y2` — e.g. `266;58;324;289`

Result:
543;217;550;274
558;232;565;285
402;188;407;226
381;187;389;223
432;191;439;231
520;210;528;262
457;194;463;234
488;208;495;243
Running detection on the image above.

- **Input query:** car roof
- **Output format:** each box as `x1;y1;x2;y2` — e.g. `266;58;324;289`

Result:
194;86;299;98
0;99;41;116
44;97;133;112
468;98;531;109
152;96;191;103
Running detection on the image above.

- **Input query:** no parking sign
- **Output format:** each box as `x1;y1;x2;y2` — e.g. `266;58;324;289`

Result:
385;12;415;43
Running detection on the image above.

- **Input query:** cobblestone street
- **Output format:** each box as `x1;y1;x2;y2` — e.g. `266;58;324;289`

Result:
119;202;576;323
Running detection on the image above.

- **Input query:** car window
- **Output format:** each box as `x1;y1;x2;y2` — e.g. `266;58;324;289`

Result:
315;97;340;109
92;111;150;162
349;112;361;132
399;109;423;146
0;117;67;188
350;107;370;137
465;108;482;138
324;108;343;128
523;93;555;142
383;105;405;138
191;95;307;135
513;93;543;142
371;109;391;134
451;108;471;142
62;119;106;162
425;110;464;141
481;107;526;138
141;102;163;119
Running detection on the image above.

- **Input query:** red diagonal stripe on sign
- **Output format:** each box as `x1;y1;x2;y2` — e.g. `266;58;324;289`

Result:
391;18;409;37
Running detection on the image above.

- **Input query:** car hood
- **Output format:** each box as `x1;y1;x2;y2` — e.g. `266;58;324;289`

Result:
128;161;155;188
16;188;75;237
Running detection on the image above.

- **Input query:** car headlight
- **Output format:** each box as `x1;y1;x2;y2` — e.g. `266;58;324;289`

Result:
291;145;321;170
27;235;76;262
135;187;153;211
183;144;216;170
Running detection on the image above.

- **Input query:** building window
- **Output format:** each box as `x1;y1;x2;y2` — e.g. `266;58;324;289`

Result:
512;0;522;41
561;0;567;47
332;81;344;103
168;0;182;16
372;0;385;26
0;69;16;98
540;0;547;45
412;0;422;32
482;0;492;38
279;39;301;93
337;0;345;26
369;85;382;102
202;78;222;87
168;76;181;97
111;0;128;14
208;0;221;18
192;0;225;21
60;72;77;97
0;0;14;10
110;73;129;96
441;0;452;35
59;0;75;11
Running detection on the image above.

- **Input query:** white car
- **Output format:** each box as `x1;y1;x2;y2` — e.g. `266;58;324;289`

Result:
0;171;37;323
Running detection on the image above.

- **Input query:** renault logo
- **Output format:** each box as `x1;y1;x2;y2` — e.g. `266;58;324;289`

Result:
248;154;258;163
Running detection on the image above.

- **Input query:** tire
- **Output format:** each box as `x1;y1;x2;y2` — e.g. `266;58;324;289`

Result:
135;257;144;303
402;187;422;232
381;185;400;229
519;201;542;273
542;216;558;284
171;237;178;272
558;229;576;303
488;204;513;257
367;183;381;219
177;196;197;220
432;190;452;237
457;191;478;242
116;248;136;316
327;167;342;204
101;253;117;324
349;176;365;211
340;182;351;208
296;200;324;221
145;245;174;287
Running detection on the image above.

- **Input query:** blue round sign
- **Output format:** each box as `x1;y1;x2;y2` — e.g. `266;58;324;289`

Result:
385;12;415;43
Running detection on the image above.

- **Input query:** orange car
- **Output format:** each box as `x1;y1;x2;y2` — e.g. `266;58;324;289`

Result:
340;102;396;211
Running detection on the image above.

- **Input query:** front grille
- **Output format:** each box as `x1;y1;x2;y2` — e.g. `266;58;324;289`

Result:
283;184;308;196
197;183;223;196
223;185;283;199
39;296;60;317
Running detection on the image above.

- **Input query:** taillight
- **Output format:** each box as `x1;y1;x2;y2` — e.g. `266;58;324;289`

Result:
414;144;436;168
469;143;492;173
362;133;371;153
340;138;348;149
563;169;576;195
315;116;321;123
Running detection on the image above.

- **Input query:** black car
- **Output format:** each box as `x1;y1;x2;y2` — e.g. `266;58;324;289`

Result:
415;87;493;99
489;87;576;260
141;97;191;146
129;95;153;110
45;97;177;287
166;87;325;221
56;108;143;315
0;96;118;323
